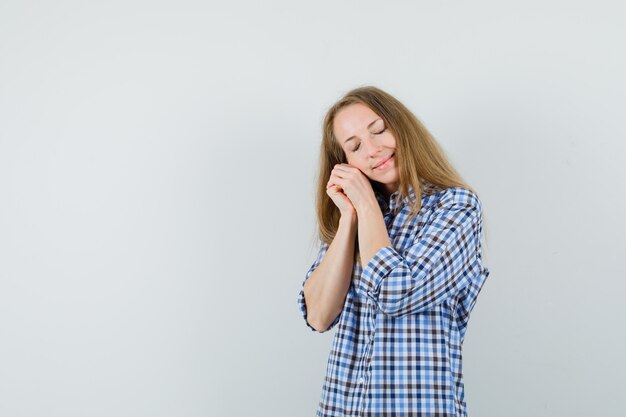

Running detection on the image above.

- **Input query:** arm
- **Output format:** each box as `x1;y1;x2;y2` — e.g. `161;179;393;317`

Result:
297;214;357;333
357;188;483;317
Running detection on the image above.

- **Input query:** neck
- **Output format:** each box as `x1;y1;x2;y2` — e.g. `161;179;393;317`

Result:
382;182;399;199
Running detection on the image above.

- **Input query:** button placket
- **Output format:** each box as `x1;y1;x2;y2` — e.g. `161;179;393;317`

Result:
355;302;375;391
355;339;373;416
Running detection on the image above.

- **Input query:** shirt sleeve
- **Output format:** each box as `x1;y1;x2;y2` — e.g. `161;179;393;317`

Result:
297;240;342;333
357;188;483;317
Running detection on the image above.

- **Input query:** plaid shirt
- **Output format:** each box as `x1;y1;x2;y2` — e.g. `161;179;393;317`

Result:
297;182;490;416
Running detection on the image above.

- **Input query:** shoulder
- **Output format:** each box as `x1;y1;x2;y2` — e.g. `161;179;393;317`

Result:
432;186;482;214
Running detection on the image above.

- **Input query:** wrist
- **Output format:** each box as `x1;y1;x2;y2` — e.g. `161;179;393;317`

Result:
355;199;380;218
340;210;357;225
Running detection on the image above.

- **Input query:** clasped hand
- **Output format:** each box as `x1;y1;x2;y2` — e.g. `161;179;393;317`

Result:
326;163;377;216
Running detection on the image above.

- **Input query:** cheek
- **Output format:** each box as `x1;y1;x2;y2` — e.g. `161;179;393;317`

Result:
345;157;365;171
358;161;372;172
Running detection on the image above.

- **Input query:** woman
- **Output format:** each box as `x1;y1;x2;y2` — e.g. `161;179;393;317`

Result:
297;85;491;417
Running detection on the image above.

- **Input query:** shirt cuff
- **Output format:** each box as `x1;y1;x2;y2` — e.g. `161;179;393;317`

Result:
359;245;403;301
299;288;342;333
297;288;319;332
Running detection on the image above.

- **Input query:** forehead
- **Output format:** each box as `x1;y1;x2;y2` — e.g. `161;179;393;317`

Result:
333;103;382;139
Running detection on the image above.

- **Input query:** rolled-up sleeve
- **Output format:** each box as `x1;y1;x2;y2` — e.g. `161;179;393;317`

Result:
297;241;341;333
358;189;483;317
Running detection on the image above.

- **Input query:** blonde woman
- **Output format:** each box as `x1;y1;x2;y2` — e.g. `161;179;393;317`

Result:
297;86;490;417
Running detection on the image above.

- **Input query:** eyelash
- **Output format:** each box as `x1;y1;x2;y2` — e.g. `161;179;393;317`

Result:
352;128;386;152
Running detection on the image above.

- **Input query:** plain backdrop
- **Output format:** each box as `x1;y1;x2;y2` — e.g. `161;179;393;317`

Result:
1;1;625;416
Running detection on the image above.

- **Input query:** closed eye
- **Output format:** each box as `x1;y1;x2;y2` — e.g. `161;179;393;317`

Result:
352;128;386;152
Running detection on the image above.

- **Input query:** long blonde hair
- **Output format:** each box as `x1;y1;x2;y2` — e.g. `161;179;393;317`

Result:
314;85;488;262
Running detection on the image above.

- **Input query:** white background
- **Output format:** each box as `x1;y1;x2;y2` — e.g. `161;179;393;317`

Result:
1;1;624;416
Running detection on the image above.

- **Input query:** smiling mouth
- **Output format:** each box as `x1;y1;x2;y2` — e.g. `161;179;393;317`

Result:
374;153;394;169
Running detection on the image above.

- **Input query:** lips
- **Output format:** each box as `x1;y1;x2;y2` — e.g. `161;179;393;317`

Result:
374;153;394;169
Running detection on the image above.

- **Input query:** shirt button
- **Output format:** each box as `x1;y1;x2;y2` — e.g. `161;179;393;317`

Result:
358;377;364;384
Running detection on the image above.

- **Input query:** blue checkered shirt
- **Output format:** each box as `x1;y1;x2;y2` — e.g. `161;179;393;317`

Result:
297;182;490;416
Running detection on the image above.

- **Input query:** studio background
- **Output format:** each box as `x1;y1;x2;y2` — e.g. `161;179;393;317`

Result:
0;1;624;416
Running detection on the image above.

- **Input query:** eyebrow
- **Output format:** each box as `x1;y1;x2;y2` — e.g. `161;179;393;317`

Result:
342;118;382;146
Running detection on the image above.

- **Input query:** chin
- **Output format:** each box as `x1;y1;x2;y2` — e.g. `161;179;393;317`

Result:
380;172;399;183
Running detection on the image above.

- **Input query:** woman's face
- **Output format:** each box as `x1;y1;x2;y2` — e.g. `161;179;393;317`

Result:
333;102;399;196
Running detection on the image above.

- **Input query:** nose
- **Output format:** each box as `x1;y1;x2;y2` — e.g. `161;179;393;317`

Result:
365;135;384;157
